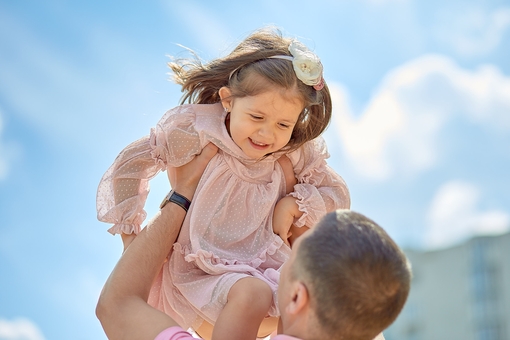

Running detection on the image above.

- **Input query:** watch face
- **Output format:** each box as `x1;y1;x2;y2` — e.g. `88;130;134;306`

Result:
160;190;174;209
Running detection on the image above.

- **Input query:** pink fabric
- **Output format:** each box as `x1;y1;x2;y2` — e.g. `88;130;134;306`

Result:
154;326;303;340
154;327;196;340
97;103;350;330
272;336;302;340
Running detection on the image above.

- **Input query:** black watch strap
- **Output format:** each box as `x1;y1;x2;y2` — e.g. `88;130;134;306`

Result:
160;190;191;212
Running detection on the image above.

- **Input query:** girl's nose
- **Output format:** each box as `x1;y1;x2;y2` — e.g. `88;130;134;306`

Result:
258;125;273;140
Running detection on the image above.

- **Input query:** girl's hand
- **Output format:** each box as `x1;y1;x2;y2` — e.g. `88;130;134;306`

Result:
272;196;303;246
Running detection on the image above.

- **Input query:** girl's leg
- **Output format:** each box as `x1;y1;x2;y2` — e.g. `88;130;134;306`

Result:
211;277;273;340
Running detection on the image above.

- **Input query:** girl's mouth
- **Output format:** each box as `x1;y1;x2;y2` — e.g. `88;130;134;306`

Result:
249;138;269;149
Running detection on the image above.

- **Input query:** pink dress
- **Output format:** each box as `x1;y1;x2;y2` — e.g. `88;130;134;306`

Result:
96;103;350;330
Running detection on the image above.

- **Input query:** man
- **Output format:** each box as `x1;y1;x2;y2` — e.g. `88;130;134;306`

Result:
96;144;411;340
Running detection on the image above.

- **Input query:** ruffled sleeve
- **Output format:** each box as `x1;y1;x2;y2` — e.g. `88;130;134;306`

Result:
96;105;202;235
150;105;202;167
286;136;350;228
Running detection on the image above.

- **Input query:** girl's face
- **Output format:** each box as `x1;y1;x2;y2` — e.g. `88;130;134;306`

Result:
220;87;304;159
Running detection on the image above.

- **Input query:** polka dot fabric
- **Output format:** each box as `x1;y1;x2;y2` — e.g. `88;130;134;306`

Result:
96;103;350;330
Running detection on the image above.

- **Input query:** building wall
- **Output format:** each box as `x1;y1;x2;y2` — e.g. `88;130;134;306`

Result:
385;232;510;340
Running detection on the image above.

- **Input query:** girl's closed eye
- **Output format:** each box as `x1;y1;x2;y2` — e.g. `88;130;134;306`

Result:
279;123;291;129
250;114;263;120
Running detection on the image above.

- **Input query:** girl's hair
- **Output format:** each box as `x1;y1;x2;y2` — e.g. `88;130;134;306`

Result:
168;27;333;153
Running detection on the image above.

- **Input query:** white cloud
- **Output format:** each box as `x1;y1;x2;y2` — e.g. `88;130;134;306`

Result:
330;54;510;180
424;180;510;249
0;318;45;340
435;6;510;57
330;83;407;180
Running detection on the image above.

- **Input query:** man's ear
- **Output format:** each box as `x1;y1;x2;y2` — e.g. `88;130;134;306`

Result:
286;281;309;315
218;87;233;111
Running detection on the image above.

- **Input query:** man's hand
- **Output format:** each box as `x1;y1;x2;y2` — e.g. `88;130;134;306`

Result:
167;143;219;200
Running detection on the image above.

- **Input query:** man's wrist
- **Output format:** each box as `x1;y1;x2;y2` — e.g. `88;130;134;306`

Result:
160;190;192;211
172;187;194;202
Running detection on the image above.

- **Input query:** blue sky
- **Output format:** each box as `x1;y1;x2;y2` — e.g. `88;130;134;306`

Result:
0;0;509;339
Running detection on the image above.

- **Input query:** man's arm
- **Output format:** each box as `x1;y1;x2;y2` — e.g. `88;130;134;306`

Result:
96;144;218;340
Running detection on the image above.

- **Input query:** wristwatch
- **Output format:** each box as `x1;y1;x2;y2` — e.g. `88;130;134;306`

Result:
160;190;191;212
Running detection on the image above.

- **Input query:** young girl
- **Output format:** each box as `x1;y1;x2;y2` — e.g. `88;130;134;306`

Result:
97;28;350;340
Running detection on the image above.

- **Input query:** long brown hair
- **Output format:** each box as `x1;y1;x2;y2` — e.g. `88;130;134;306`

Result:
168;27;332;153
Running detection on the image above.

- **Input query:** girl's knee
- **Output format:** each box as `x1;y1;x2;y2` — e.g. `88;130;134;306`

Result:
228;278;273;311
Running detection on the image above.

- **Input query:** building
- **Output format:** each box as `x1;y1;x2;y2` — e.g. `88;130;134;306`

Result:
385;232;510;340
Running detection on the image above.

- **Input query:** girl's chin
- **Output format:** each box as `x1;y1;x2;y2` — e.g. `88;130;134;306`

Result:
243;149;268;159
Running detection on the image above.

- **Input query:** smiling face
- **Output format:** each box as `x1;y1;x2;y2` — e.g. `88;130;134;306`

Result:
219;86;304;159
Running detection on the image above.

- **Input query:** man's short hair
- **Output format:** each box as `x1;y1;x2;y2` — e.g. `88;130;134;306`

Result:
293;210;411;340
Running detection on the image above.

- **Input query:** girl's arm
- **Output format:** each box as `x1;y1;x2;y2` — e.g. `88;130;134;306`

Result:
97;136;165;238
273;156;300;246
96;105;202;244
284;137;351;232
272;196;302;247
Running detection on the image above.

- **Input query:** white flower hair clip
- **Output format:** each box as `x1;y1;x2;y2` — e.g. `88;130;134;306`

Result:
270;40;325;91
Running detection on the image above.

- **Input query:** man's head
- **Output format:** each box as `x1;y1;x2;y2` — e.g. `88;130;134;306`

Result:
278;210;412;340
